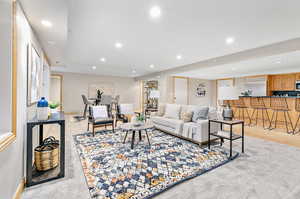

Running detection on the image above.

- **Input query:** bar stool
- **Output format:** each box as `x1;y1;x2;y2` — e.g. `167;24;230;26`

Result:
232;98;251;125
269;97;293;134
250;97;271;129
293;98;300;134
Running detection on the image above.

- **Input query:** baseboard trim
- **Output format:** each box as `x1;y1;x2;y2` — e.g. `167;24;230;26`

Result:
13;178;25;199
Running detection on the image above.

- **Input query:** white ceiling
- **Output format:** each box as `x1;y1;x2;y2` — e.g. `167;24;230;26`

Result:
19;0;67;66
20;0;300;77
176;51;300;79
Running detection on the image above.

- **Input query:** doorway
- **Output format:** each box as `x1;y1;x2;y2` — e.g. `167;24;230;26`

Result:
173;76;189;104
50;74;63;111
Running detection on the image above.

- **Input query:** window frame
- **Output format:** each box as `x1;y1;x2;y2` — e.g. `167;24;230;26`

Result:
0;0;17;151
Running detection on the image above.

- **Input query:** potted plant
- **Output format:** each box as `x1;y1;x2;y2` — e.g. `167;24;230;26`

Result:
49;102;60;116
134;114;145;127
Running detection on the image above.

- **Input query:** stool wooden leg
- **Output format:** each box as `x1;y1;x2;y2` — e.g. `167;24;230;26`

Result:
269;110;275;130
283;111;289;134
274;111;279;129
265;109;271;130
294;115;300;134
245;108;251;125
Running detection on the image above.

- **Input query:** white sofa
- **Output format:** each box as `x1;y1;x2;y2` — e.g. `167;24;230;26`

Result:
150;104;220;145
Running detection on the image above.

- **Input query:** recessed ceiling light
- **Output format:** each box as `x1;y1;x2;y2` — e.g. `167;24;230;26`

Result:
157;75;161;79
100;57;106;62
92;66;97;70
115;42;123;49
231;67;237;71
150;6;161;18
276;60;281;64
226;37;235;45
176;55;182;60
132;69;136;74
41;20;52;27
149;64;155;69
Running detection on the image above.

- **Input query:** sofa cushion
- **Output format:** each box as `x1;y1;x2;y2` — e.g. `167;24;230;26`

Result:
164;104;181;119
157;104;166;117
180;111;193;122
192;106;209;122
151;116;183;132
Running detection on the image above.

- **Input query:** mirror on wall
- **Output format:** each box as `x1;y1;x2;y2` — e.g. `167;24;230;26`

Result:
0;0;17;151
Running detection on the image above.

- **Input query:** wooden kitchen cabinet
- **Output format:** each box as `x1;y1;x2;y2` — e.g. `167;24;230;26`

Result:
269;74;295;91
296;73;300;80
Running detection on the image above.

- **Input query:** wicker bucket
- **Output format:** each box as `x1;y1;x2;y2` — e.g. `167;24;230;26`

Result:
34;136;59;171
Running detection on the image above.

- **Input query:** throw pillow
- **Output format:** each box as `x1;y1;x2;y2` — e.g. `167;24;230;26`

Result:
192;106;209;122
164;104;181;119
180;111;193;122
157;104;166;116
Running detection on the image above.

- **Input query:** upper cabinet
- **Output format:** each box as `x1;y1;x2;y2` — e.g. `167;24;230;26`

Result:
269;74;296;91
296;73;300;80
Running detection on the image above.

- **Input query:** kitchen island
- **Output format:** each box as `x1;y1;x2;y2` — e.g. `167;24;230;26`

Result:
233;96;300;132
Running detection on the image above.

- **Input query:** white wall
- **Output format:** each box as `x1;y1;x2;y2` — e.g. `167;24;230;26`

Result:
0;2;50;199
0;0;12;134
52;72;140;113
139;73;217;107
188;78;217;106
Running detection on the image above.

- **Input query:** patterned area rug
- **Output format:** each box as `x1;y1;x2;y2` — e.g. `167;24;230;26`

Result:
73;129;237;199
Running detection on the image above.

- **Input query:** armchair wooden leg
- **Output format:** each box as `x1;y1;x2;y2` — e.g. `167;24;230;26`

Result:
93;126;95;136
87;122;89;131
112;123;115;133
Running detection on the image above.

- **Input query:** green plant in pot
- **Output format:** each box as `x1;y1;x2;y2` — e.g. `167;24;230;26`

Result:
49;102;60;115
134;114;145;126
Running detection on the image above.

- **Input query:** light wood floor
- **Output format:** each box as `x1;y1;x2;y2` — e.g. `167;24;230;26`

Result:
242;125;300;148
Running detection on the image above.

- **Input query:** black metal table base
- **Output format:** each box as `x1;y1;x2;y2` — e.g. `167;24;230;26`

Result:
123;130;151;149
26;113;65;187
208;120;245;159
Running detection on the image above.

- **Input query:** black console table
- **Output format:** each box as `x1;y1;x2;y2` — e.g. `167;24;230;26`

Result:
208;119;244;158
26;112;65;187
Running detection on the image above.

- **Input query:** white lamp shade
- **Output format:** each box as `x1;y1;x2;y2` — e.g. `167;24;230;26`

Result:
149;90;160;99
119;104;134;115
218;86;239;100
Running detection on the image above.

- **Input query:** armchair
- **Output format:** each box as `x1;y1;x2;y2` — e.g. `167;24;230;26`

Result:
88;105;114;136
115;104;134;127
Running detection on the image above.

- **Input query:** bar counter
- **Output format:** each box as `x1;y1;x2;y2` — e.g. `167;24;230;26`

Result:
231;96;300;130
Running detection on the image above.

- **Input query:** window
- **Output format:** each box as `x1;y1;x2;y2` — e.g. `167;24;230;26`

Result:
0;1;17;151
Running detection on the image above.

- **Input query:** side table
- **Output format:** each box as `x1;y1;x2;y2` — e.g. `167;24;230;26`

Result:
208;119;244;158
26;112;65;187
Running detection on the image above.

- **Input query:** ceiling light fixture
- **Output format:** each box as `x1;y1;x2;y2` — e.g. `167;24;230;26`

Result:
41;20;52;27
276;60;281;64
92;66;97;70
115;42;123;49
132;70;136;74
226;37;235;45
176;55;182;60
100;57;106;62
150;6;161;18
150;64;155;69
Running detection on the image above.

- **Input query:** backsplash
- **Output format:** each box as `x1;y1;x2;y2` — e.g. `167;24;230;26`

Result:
272;91;300;97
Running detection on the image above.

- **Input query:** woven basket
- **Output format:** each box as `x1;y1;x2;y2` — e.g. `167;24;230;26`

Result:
34;136;59;171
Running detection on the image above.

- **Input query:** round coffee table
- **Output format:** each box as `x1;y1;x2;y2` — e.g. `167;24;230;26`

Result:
120;122;154;149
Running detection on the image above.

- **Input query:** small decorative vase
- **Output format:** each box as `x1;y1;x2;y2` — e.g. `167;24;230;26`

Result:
50;108;58;116
37;97;49;120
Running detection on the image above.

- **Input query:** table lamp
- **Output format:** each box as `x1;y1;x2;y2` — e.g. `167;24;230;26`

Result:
218;86;239;120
